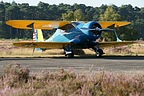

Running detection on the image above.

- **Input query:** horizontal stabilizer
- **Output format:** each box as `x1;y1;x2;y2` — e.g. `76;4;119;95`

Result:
13;42;70;49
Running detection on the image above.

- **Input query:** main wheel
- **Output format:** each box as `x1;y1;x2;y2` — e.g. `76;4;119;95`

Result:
96;49;104;58
67;51;74;58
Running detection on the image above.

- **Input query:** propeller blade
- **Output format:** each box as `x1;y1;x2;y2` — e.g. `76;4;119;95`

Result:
80;27;96;31
81;27;113;32
100;29;114;32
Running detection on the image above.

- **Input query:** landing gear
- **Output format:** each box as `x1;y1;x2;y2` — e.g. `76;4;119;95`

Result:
65;50;74;58
64;45;74;58
96;48;104;57
92;43;104;58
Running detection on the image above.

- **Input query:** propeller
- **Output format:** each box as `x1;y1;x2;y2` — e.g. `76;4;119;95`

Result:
81;27;113;32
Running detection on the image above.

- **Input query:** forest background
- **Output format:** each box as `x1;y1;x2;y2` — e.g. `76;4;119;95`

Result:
0;1;144;41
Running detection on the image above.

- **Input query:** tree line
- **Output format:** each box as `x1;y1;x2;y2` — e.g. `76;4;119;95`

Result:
0;1;144;40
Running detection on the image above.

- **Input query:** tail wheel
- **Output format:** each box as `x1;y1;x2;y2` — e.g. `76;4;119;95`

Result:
67;51;74;58
96;49;104;57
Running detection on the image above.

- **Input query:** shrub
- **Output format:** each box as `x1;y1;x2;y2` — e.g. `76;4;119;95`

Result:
0;64;144;96
3;63;30;88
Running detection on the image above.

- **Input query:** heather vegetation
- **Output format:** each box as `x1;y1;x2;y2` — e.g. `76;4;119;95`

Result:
0;64;144;96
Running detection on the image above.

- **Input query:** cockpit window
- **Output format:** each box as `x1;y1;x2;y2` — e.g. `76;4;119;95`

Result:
59;24;74;30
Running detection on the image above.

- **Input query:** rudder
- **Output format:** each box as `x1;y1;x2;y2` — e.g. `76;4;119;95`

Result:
33;29;44;42
33;29;44;52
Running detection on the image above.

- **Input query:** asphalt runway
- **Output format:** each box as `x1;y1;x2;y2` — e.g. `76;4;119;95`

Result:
0;56;144;74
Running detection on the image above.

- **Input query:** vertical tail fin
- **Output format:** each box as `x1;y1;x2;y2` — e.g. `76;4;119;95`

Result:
33;29;44;52
33;29;44;42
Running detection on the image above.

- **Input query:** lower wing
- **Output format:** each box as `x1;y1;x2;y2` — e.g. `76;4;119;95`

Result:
13;42;70;49
99;41;136;48
13;41;136;49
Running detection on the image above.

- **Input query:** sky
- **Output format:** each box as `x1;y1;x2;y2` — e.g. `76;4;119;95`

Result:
1;0;144;7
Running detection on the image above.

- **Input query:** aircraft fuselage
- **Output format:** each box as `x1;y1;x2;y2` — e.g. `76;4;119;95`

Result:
46;21;102;49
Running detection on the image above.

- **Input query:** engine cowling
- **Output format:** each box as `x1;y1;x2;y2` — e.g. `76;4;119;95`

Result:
82;21;102;40
90;22;102;36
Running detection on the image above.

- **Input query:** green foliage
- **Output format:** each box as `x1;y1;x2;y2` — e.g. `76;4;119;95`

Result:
62;9;85;21
74;9;85;21
100;6;123;41
0;2;144;40
100;6;122;21
0;3;5;22
62;11;74;21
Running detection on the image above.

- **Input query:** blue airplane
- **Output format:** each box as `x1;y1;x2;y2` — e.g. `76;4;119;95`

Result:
6;20;135;57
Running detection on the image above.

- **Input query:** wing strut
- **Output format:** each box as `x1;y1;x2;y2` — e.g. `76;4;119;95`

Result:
100;28;122;42
27;22;35;38
32;47;35;56
81;27;122;42
113;29;122;42
27;22;36;55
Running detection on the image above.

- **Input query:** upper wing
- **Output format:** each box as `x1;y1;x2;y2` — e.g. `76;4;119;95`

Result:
6;20;131;30
99;21;131;28
13;42;70;49
6;20;71;30
99;41;136;48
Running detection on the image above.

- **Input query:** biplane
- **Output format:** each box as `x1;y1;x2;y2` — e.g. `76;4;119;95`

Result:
6;20;135;57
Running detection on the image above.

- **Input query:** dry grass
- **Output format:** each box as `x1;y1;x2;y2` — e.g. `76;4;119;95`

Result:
0;39;144;57
1;40;144;96
0;39;64;57
1;64;144;96
100;41;144;56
